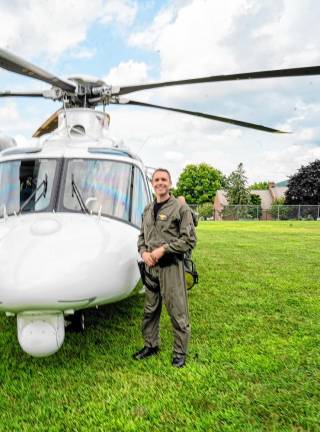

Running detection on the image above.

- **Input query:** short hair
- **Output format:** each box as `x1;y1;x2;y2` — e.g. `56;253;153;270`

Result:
151;168;172;183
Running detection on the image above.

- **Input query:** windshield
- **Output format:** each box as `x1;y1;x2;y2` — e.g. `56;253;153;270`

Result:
0;159;57;217
131;166;149;226
63;159;132;221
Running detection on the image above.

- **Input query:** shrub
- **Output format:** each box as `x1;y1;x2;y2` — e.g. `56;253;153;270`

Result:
198;202;213;220
270;197;289;220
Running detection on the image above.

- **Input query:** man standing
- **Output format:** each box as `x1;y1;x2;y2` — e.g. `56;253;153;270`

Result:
133;168;196;368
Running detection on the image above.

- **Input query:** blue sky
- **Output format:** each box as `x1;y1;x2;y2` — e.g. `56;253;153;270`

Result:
1;0;320;185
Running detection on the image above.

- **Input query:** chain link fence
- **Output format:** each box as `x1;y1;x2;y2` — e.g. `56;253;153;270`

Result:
187;203;320;221
214;204;320;221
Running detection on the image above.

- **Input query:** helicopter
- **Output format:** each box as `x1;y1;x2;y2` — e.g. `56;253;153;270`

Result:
0;48;320;357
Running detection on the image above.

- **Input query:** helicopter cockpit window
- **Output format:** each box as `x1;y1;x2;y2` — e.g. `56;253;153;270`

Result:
131;166;149;227
0;159;56;217
63;159;131;221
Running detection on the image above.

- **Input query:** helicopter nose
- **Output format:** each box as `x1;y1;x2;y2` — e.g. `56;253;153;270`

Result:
30;218;61;236
0;214;113;309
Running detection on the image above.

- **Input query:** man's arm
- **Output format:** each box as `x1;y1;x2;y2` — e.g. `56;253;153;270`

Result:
137;208;156;267
164;205;197;255
137;215;147;256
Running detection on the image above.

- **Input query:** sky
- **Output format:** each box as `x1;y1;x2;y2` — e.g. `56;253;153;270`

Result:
1;0;320;185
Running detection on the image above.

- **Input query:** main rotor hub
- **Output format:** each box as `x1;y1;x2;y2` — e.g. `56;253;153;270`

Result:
63;76;113;108
58;108;110;137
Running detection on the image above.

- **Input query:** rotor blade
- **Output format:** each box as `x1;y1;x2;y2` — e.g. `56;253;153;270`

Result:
120;100;289;133
116;65;320;95
0;90;44;97
0;48;76;92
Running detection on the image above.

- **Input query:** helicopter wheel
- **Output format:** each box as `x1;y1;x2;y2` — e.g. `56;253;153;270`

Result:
67;311;85;333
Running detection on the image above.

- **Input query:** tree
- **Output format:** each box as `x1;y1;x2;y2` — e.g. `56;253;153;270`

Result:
285;159;320;204
250;194;262;206
250;181;269;190
174;163;222;204
225;163;251;205
198;202;214;220
248;193;262;219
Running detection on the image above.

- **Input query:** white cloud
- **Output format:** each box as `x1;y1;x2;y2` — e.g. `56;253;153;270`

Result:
0;99;54;137
296;128;315;141
70;47;97;60
0;0;101;61
0;0;137;62
128;0;320;105
130;0;244;79
245;0;320;68
129;8;175;50
259;144;320;181
100;0;137;26
0;101;20;124
164;151;185;162
104;60;150;86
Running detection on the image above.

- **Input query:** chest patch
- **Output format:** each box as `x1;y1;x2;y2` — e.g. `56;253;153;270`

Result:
159;213;168;221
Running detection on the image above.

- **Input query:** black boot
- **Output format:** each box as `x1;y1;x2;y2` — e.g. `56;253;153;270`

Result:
172;356;186;368
133;346;159;360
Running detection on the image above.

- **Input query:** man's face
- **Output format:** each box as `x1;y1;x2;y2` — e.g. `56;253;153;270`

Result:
152;171;171;198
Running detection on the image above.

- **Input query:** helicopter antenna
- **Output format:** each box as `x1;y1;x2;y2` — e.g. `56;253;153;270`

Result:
62;97;71;138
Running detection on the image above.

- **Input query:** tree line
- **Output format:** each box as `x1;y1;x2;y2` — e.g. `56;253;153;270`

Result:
172;159;320;208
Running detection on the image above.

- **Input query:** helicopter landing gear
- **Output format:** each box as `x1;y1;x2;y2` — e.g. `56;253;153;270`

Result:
66;311;85;333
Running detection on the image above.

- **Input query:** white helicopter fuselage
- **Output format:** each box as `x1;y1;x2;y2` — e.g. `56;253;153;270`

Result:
0;108;152;357
0;212;141;311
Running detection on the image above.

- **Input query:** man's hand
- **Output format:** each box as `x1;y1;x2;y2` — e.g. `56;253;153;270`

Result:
150;246;165;263
142;251;156;267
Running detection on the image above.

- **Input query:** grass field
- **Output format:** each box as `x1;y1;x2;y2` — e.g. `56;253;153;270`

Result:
0;221;319;431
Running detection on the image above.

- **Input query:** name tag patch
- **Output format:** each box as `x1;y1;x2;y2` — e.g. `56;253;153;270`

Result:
159;214;167;221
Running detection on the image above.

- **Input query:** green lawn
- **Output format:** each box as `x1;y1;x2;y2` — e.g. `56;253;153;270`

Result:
0;222;319;431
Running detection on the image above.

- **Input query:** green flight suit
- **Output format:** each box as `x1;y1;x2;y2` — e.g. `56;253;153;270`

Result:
137;196;196;358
